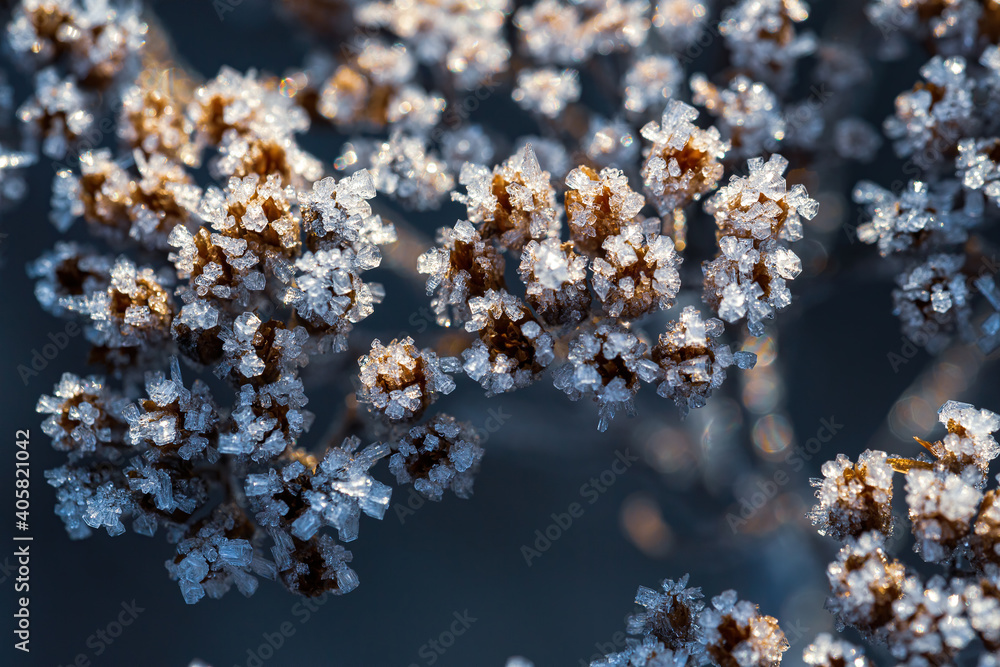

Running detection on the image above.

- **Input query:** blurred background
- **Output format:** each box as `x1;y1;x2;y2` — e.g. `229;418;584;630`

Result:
2;0;999;666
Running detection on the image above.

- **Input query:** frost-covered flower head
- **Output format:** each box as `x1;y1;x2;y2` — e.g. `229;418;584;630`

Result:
119;68;199;167
552;319;659;431
928;400;1000;480
957;137;1000;208
697;589;788;667
389;414;485;501
63;255;174;352
512;68;580;119
417;219;506;327
292;246;385;352
38;372;126;456
691;74;785;161
719;0;815;93
355;0;511;89
853;180;975;257
809;450;895;542
826;531;906;636
624;56;683;116
651;306;755;416
6;0;147;85
641;99;728;216
455;144;561;251
892;253;971;353
627;575;705;652
188;66;310;146
245;436;391;544
590;221;683;319
888;575;975;665
122;357;219;462
883;55;978;171
518;238;591;328
652;0;711;51
905;468;981;563
357;337;459;421
28;242;112;317
166;505;274;604
802;634;871;667
357;131;455;210
18;67;94;159
461;289;555;396
702;154;816;335
201;173;301;259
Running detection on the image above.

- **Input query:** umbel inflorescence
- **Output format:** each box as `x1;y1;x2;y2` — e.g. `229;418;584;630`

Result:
3;4;996;662
4;0;831;606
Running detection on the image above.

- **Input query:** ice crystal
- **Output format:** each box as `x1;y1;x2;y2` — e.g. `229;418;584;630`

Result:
833;118;882;163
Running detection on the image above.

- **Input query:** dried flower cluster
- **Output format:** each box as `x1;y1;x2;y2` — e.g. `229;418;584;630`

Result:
854;28;1000;354
809;400;1000;663
584;574;789;667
